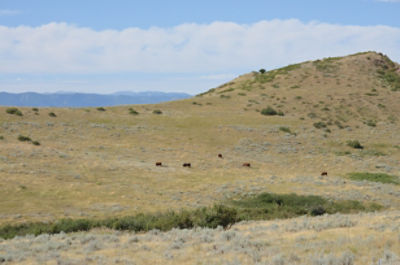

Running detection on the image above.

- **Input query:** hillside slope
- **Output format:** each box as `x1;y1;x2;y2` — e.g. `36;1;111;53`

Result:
0;51;399;224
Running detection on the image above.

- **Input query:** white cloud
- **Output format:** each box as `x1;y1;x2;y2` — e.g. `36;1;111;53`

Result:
0;9;21;16
0;20;399;76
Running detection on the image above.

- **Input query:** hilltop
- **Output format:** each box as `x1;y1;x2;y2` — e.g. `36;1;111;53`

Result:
0;51;400;264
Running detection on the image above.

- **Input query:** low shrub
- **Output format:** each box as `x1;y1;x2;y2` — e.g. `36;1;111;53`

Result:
261;106;277;116
347;172;399;185
279;127;294;135
129;108;139;115
32;108;39;112
153;109;162;114
313;121;327;129
0;136;3;140
365;120;376;127
6;107;23;116
48;112;57;117
18;135;31;142
32;141;40;146
97;107;106;111
259;68;266;74
347;140;363;149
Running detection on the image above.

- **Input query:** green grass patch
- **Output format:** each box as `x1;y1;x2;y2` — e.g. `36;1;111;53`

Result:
0;192;382;239
217;87;235;94
231;193;380;220
347;172;399;185
313;58;340;73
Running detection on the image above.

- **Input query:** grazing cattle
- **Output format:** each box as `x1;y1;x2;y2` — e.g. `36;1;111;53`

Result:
321;171;328;176
155;162;162;166
183;163;191;168
218;153;223;158
242;163;251;167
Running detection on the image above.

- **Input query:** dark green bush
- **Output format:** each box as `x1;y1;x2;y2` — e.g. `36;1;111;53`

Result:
261;106;277;116
259;69;266;74
0;136;4;140
32;108;39;112
32;141;40;146
311;206;326;216
6;107;22;116
347;140;364;149
313;121;327;129
97;107;106;111
153;109;162;114
18;135;31;142
129;108;139;115
366;120;376;127
48;112;57;117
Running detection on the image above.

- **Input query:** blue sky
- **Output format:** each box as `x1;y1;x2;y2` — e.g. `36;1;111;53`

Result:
1;0;400;94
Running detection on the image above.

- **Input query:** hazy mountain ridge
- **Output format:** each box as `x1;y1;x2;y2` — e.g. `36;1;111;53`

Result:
0;91;191;107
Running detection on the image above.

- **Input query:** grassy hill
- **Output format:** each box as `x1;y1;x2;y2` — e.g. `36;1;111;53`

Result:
0;51;400;263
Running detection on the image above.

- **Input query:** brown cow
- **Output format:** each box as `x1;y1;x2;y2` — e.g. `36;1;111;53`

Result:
155;162;162;166
242;163;251;167
218;153;223;158
321;171;328;176
183;163;191;168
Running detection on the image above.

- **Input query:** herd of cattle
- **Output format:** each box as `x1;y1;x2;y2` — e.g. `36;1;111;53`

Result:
155;153;251;168
155;154;328;176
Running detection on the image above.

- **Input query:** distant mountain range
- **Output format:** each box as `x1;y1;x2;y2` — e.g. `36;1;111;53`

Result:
0;91;192;107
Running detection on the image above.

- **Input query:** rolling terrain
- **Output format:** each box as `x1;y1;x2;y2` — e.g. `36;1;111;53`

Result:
0;51;400;264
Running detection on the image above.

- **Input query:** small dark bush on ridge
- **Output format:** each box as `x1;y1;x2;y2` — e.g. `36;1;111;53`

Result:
0;136;4;140
129;108;139;115
97;107;106;111
32;141;40;146
32;108;39;112
259;68;266;74
6;107;23;116
48;112;57;117
153;109;162;114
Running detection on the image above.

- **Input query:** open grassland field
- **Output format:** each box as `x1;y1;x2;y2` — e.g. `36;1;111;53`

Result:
0;51;400;264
